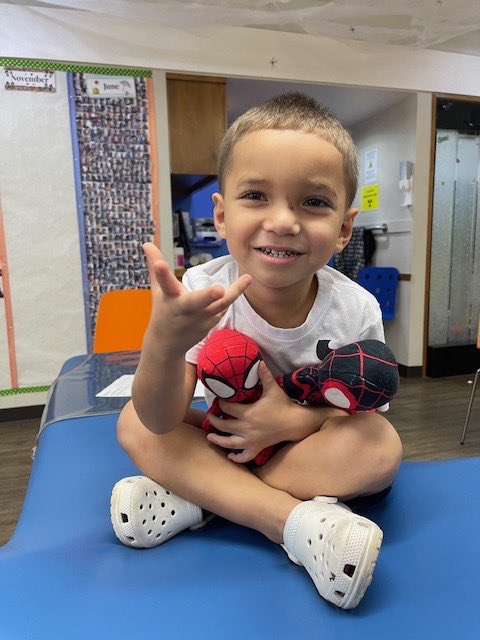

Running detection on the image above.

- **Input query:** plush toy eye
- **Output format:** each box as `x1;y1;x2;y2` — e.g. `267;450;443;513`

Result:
244;358;261;390
203;376;236;399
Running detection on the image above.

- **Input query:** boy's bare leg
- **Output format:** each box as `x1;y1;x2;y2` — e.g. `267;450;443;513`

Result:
117;401;300;544
255;412;403;502
117;403;401;544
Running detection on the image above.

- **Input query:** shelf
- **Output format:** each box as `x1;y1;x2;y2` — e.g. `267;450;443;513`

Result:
171;174;217;196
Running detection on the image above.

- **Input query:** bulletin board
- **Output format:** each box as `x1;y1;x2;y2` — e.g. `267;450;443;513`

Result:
0;58;159;398
69;70;157;341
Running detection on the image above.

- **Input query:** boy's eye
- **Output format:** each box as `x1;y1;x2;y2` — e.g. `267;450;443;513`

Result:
241;190;266;201
304;197;332;209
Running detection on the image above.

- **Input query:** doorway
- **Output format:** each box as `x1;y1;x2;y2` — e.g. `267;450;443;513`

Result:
427;97;480;376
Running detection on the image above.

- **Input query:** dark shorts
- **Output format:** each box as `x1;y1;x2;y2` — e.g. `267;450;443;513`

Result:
344;485;392;512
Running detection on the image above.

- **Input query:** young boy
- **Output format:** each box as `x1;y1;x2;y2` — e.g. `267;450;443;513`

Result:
111;92;403;610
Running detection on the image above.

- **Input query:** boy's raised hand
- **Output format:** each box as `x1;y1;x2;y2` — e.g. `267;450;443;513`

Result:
143;243;251;355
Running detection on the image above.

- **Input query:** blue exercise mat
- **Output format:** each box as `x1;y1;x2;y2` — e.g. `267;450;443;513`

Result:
1;355;479;639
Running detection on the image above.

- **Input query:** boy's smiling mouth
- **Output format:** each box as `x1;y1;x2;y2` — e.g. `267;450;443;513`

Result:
254;246;304;261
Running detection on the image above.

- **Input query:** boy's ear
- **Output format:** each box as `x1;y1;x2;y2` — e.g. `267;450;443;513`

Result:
212;192;227;239
335;207;358;253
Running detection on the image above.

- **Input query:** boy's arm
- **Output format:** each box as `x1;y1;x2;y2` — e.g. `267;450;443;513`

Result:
132;243;251;434
132;350;197;434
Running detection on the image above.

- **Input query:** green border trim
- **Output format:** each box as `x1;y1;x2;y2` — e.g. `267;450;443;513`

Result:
0;58;151;77
0;385;50;397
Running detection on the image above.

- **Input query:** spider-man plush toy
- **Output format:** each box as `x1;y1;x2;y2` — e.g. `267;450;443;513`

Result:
197;328;399;466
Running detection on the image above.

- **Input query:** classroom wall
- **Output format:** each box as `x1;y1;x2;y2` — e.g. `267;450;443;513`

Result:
0;72;86;394
351;95;418;366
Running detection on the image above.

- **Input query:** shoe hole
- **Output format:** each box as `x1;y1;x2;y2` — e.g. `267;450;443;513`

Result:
149;504;152;509
167;531;172;536
121;513;129;523
171;510;176;516
307;539;312;546
335;590;345;598
152;515;156;521
147;530;152;535
166;491;171;495
139;504;143;510
330;523;336;529
154;491;157;496
145;492;148;497
156;533;161;538
320;518;326;523
344;564;356;577
313;555;317;562
161;502;165;508
126;536;135;541
162;520;166;526
142;519;146;525
318;533;323;540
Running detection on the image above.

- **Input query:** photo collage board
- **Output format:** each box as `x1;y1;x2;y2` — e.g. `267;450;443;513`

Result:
71;72;155;338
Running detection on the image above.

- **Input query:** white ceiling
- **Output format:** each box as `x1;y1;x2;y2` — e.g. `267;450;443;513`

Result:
4;0;479;124
4;0;480;56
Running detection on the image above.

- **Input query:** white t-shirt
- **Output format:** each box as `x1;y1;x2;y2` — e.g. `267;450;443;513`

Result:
183;255;386;409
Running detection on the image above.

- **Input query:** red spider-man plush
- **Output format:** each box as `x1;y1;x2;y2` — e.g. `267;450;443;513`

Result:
197;329;277;465
198;329;399;466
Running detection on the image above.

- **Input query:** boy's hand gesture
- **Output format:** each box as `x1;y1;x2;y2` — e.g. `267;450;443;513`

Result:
143;243;251;357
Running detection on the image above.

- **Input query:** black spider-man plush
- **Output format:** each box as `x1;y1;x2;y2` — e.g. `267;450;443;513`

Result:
198;329;399;466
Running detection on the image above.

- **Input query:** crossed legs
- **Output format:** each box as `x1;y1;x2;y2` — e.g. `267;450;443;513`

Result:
115;401;402;544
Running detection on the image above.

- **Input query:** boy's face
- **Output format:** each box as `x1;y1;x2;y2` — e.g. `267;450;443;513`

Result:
213;129;357;291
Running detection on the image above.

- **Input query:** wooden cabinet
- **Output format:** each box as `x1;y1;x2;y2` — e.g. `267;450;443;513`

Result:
167;73;227;178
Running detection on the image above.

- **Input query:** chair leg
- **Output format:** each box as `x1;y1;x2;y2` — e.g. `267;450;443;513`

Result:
460;368;480;444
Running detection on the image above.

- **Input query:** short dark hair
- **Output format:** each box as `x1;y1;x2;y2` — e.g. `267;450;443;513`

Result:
217;92;358;207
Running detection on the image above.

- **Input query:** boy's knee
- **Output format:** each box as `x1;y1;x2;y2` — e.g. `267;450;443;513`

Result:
328;412;402;488
116;406;133;452
364;413;403;489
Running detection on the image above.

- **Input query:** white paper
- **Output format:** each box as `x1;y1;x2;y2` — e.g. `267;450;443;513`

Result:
364;148;377;185
401;189;413;206
96;375;206;399
96;374;134;397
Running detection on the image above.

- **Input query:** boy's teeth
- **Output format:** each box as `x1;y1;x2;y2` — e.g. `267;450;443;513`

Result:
261;248;297;257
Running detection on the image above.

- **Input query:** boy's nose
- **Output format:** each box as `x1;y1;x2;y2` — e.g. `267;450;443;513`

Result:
263;204;300;236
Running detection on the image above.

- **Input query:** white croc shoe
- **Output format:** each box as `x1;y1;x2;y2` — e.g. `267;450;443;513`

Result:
110;476;207;548
282;496;383;609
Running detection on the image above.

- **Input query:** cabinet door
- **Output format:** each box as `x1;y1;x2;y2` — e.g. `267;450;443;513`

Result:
167;74;226;175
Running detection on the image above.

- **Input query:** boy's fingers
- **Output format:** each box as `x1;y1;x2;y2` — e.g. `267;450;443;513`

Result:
143;243;184;299
206;432;245;449
227;449;255;464
206;274;252;315
154;261;183;298
180;285;225;313
182;273;250;315
143;243;165;294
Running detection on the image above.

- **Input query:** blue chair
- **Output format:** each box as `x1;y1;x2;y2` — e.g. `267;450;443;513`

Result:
357;267;399;321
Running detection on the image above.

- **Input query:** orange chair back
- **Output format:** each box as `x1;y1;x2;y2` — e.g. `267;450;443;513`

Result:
93;289;152;353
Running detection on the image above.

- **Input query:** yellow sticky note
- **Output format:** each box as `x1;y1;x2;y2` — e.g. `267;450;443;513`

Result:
361;184;379;211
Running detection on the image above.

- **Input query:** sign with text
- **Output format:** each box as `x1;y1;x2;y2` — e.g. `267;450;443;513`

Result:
364;148;378;185
361;184;379;211
4;68;55;92
85;75;136;99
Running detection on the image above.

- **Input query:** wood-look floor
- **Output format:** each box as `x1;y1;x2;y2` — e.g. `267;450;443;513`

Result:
1;373;479;546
